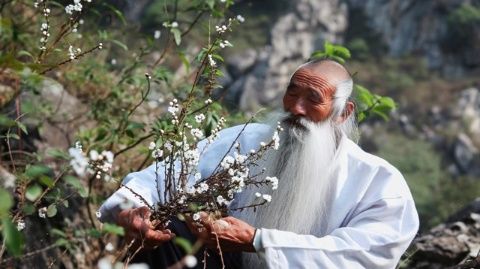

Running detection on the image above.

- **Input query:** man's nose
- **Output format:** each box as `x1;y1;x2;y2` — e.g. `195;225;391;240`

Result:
289;99;307;116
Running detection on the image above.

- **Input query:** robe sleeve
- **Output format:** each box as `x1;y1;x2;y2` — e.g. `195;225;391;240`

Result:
255;197;419;269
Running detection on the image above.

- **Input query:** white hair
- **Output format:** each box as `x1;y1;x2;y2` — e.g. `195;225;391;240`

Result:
332;78;359;143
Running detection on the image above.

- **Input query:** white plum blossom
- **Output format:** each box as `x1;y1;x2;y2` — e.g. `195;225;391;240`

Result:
236;15;245;23
215;25;228;34
68;147;88;177
164;141;173;151
216;195;228;206
194;172;202;181
65;0;83;15
195;114;205;123
266;176;279;190
167;102;179;115
17;219;25;231
89;150;99;161
171;21;178;28
197;182;209;193
262;194;272;202
255;192;261;198
220;155;235;169
272;131;280;150
208;54;216;67
105;242;115;252
152;149;163;159
38;207;47;218
184;149;200;167
178;195;187;204
234;153;247;164
219;40;233;48
68;45;81;60
184;255;197;268
154;30;161;39
204;98;213;104
190;128;203;139
148;142;156;150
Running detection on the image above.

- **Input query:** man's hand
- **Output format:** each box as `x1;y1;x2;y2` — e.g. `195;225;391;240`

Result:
186;212;256;253
117;206;175;248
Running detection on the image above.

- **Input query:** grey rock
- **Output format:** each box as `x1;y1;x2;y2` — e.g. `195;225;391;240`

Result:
226;49;257;79
408;198;480;268
227;0;348;112
347;0;480;75
31;78;89;150
453;133;479;174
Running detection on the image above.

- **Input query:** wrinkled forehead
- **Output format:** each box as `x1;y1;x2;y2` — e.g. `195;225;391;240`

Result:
289;68;336;94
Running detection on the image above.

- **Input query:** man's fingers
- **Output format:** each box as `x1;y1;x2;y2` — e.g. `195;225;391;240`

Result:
144;228;175;242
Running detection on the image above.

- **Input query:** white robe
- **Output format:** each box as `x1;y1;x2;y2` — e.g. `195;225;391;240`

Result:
99;123;419;269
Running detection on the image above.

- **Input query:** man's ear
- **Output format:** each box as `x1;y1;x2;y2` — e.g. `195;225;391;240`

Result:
335;101;355;123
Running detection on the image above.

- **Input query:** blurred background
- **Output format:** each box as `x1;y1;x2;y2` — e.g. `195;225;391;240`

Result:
1;0;480;267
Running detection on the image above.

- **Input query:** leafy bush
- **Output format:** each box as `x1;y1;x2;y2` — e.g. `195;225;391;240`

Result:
373;131;480;229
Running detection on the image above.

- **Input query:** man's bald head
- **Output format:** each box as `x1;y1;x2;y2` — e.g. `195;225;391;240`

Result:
301;59;352;86
283;59;354;123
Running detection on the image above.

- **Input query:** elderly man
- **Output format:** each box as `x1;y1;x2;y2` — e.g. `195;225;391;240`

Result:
99;59;419;268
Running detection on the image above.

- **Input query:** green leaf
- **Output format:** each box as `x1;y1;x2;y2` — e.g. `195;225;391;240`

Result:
111;39;128;51
0;188;13;213
102;223;125;236
64;175;87;198
25;165;51;178
332;45;351;59
171;28;182;46
89;228;102;238
206;0;215;9
38;175;55;188
174;237;192;253
25;184;42;201
211;54;224;62
16;122;28;135
46;148;70;160
0;115;16;127
2;217;24;256
17;50;34;60
8;133;20;140
47;204;57;217
51;228;67;238
354;85;374;108
55;238;70;247
22;203;35;215
178;51;190;73
379;96;396;109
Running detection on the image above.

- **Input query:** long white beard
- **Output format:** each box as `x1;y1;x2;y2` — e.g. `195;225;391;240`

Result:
236;115;340;268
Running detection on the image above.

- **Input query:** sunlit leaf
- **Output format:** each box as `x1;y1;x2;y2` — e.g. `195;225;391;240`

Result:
64;175;88;198
2;217;24;256
0;188;13;213
47;204;57;217
171;28;182;46
25;165;51;178
102;223;125;236
111;39;128;51
25;184;42;201
174;237;192;253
